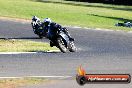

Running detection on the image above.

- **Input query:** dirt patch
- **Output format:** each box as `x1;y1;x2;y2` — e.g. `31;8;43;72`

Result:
0;83;15;88
0;78;47;88
0;16;31;23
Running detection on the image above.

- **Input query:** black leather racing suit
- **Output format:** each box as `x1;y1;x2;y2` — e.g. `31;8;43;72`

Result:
48;22;73;40
47;22;74;47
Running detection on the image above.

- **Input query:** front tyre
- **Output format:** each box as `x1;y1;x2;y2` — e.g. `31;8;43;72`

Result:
68;41;76;52
57;37;67;53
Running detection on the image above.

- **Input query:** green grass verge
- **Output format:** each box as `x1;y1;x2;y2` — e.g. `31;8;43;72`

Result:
0;78;48;88
0;39;58;52
0;0;132;31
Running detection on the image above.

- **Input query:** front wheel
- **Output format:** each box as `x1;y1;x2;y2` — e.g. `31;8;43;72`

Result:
57;37;67;53
68;41;76;52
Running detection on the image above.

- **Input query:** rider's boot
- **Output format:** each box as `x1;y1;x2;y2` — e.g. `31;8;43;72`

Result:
50;41;54;47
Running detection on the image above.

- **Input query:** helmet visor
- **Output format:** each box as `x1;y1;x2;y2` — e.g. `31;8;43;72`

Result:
44;22;50;26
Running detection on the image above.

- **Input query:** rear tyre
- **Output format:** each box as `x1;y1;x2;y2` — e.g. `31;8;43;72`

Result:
39;35;43;39
57;37;67;53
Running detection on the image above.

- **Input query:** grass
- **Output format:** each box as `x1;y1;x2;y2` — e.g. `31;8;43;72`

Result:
0;0;132;31
0;78;48;88
0;39;58;52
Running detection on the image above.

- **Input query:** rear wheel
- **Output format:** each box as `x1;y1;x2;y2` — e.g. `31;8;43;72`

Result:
39;35;43;39
57;37;67;53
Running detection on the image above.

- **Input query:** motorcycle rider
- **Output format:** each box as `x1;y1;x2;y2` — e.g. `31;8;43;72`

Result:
32;16;48;37
43;18;74;47
31;16;41;33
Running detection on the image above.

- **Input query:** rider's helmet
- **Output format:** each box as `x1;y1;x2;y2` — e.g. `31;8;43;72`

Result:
43;18;52;26
32;16;40;22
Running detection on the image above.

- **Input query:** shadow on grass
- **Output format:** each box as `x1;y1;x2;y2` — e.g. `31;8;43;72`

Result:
32;0;132;11
88;14;132;22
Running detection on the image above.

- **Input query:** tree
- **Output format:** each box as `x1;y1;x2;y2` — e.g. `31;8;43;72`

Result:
65;0;132;5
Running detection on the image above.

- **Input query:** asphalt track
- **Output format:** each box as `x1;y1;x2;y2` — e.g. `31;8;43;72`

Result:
0;20;132;88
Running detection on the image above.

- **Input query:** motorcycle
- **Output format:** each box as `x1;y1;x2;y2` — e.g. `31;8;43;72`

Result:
31;21;48;39
49;28;76;53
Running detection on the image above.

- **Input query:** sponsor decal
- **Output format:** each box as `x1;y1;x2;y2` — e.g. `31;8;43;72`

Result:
76;66;131;85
